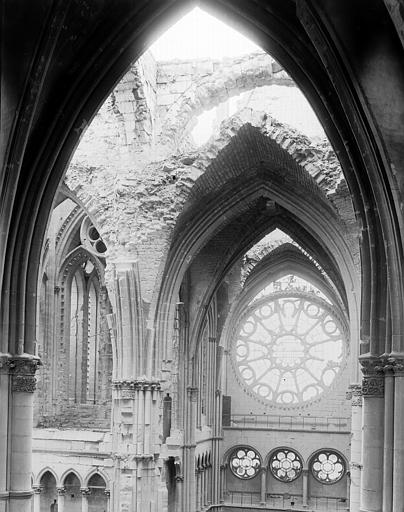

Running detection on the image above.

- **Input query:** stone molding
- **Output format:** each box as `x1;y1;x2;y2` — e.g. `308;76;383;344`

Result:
113;378;161;396
0;355;41;393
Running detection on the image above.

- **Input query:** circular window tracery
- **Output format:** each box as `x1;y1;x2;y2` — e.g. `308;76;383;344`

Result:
233;293;346;406
269;449;302;482
229;447;261;479
311;450;345;484
80;218;107;256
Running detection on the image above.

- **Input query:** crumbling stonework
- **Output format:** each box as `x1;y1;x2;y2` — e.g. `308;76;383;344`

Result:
37;48;361;512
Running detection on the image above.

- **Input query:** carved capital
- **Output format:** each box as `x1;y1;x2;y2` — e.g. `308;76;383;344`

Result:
57;487;66;496
33;486;42;495
360;356;384;376
80;488;90;497
2;356;41;393
362;376;384;397
347;384;362;406
112;378;161;397
386;357;404;375
104;490;110;498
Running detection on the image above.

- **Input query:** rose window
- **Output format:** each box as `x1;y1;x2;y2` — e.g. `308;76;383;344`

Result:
311;450;345;483
270;449;302;482
233;293;346;406
229;448;261;479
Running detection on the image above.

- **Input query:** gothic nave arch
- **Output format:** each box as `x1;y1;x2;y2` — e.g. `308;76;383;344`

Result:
2;0;403;360
1;2;404;512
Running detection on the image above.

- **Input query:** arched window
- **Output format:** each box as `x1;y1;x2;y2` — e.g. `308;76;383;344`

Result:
87;474;107;512
67;257;102;404
87;280;98;402
69;270;84;402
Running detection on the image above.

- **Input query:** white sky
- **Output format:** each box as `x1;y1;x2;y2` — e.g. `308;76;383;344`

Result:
150;7;325;143
150;7;261;60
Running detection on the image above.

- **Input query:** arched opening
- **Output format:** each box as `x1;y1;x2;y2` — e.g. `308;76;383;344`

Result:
2;3;404;512
63;473;81;512
39;472;57;512
87;474;107;512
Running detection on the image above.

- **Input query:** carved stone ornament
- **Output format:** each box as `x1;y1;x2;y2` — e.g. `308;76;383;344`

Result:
0;355;41;393
385;357;404;375
346;384;362;407
80;488;90;496
362;376;384;397
360;356;384;376
12;375;37;393
113;378;161;393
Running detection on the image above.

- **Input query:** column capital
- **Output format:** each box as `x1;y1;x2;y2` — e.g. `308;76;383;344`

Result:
33;485;42;494
80;488;90;496
360;357;384;397
384;356;404;375
112;378;161;397
359;356;385;376
103;489;111;497
57;487;66;496
346;384;362;406
0;354;41;392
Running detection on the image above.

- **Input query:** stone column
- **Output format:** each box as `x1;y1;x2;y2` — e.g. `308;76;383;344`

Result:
33;486;42;512
360;358;384;512
219;464;226;504
57;487;66;512
260;467;267;505
382;364;394;512
175;476;183;512
80;488;90;512
195;470;200;512
104;489;110;512
347;384;362;512
391;358;404;512
302;469;309;508
7;356;40;512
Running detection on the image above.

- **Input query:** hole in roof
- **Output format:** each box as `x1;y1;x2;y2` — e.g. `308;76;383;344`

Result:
149;7;262;61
